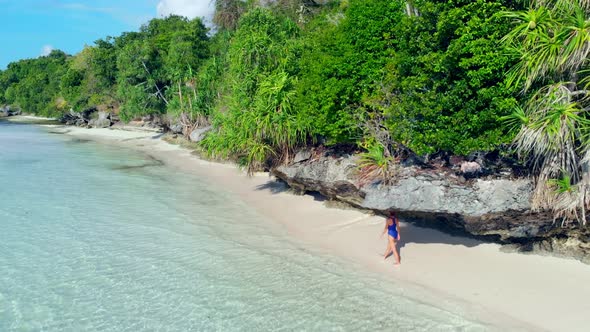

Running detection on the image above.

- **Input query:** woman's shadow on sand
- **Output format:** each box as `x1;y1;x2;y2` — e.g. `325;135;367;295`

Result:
386;221;485;261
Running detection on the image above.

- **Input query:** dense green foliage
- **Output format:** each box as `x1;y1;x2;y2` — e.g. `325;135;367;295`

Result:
0;50;68;116
293;0;403;144
293;0;523;154
0;0;527;167
116;17;209;121
382;0;521;154
0;15;209;120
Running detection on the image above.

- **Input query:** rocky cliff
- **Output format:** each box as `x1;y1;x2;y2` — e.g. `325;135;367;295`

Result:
0;106;21;117
272;150;590;262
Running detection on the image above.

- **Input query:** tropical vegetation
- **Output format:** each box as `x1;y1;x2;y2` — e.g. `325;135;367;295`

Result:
10;0;590;225
501;0;590;225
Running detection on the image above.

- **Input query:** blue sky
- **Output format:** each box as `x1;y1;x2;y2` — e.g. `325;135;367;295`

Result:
0;0;214;69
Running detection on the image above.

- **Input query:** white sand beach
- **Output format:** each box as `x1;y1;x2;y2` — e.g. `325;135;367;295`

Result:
35;123;590;331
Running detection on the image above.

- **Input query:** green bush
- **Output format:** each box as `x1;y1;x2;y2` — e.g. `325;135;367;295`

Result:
377;0;521;155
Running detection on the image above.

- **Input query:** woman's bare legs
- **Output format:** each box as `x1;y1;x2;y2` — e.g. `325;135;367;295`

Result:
388;235;401;265
383;239;392;260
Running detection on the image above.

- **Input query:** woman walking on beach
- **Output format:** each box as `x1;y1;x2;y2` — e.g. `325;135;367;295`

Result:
382;211;401;266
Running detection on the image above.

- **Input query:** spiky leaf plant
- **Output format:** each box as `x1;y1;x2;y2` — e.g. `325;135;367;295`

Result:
503;0;590;225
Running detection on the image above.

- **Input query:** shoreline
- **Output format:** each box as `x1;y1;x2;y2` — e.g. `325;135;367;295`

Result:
15;120;590;331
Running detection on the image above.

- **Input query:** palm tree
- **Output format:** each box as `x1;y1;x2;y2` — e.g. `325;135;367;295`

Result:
502;0;590;225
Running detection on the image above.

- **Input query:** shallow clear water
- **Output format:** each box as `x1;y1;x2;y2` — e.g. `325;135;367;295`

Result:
0;121;488;331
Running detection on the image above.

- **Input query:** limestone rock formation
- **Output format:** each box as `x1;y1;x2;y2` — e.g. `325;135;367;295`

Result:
88;111;112;128
189;126;212;143
0;106;22;117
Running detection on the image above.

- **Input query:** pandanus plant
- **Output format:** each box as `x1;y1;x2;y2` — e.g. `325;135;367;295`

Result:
502;0;590;225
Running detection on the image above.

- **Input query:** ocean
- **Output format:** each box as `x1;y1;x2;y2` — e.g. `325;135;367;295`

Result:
0;120;487;331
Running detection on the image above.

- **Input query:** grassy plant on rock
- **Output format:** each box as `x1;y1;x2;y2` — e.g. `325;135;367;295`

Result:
356;138;397;186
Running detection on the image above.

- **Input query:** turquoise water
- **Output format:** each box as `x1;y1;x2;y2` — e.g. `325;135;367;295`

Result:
0;121;488;331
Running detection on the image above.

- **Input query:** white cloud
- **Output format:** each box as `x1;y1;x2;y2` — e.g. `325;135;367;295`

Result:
41;45;54;56
156;0;215;21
